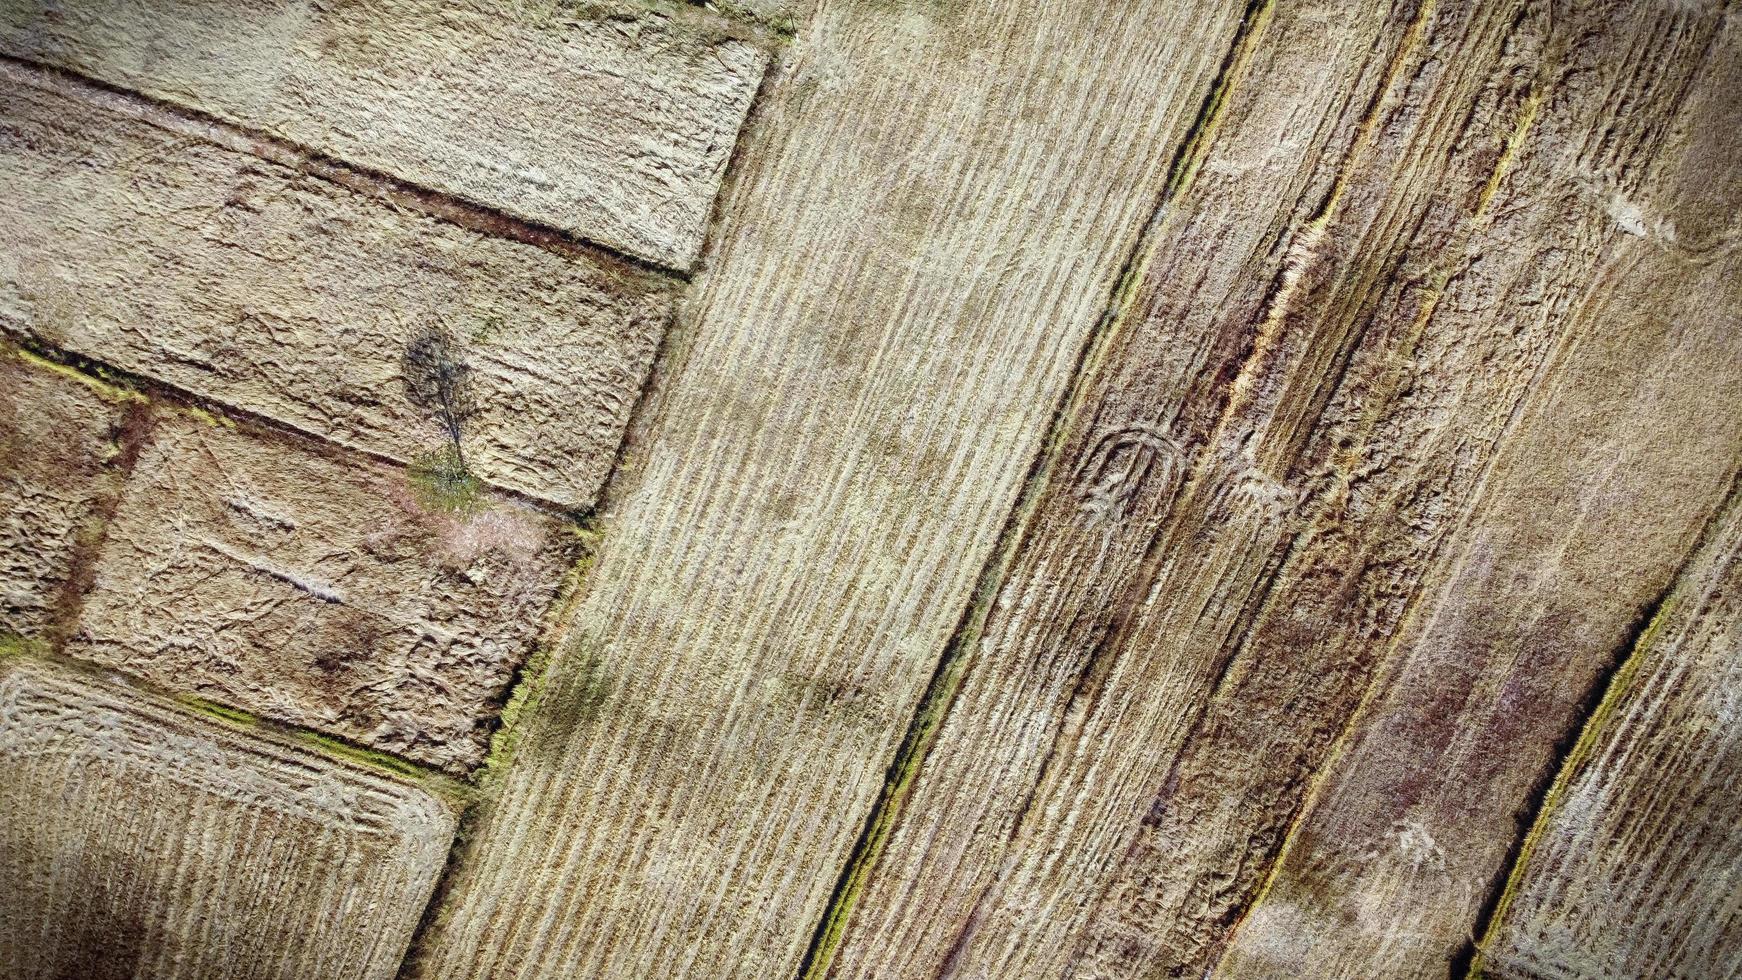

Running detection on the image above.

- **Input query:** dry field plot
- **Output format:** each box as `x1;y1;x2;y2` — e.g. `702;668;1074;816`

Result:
0;1;1738;977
